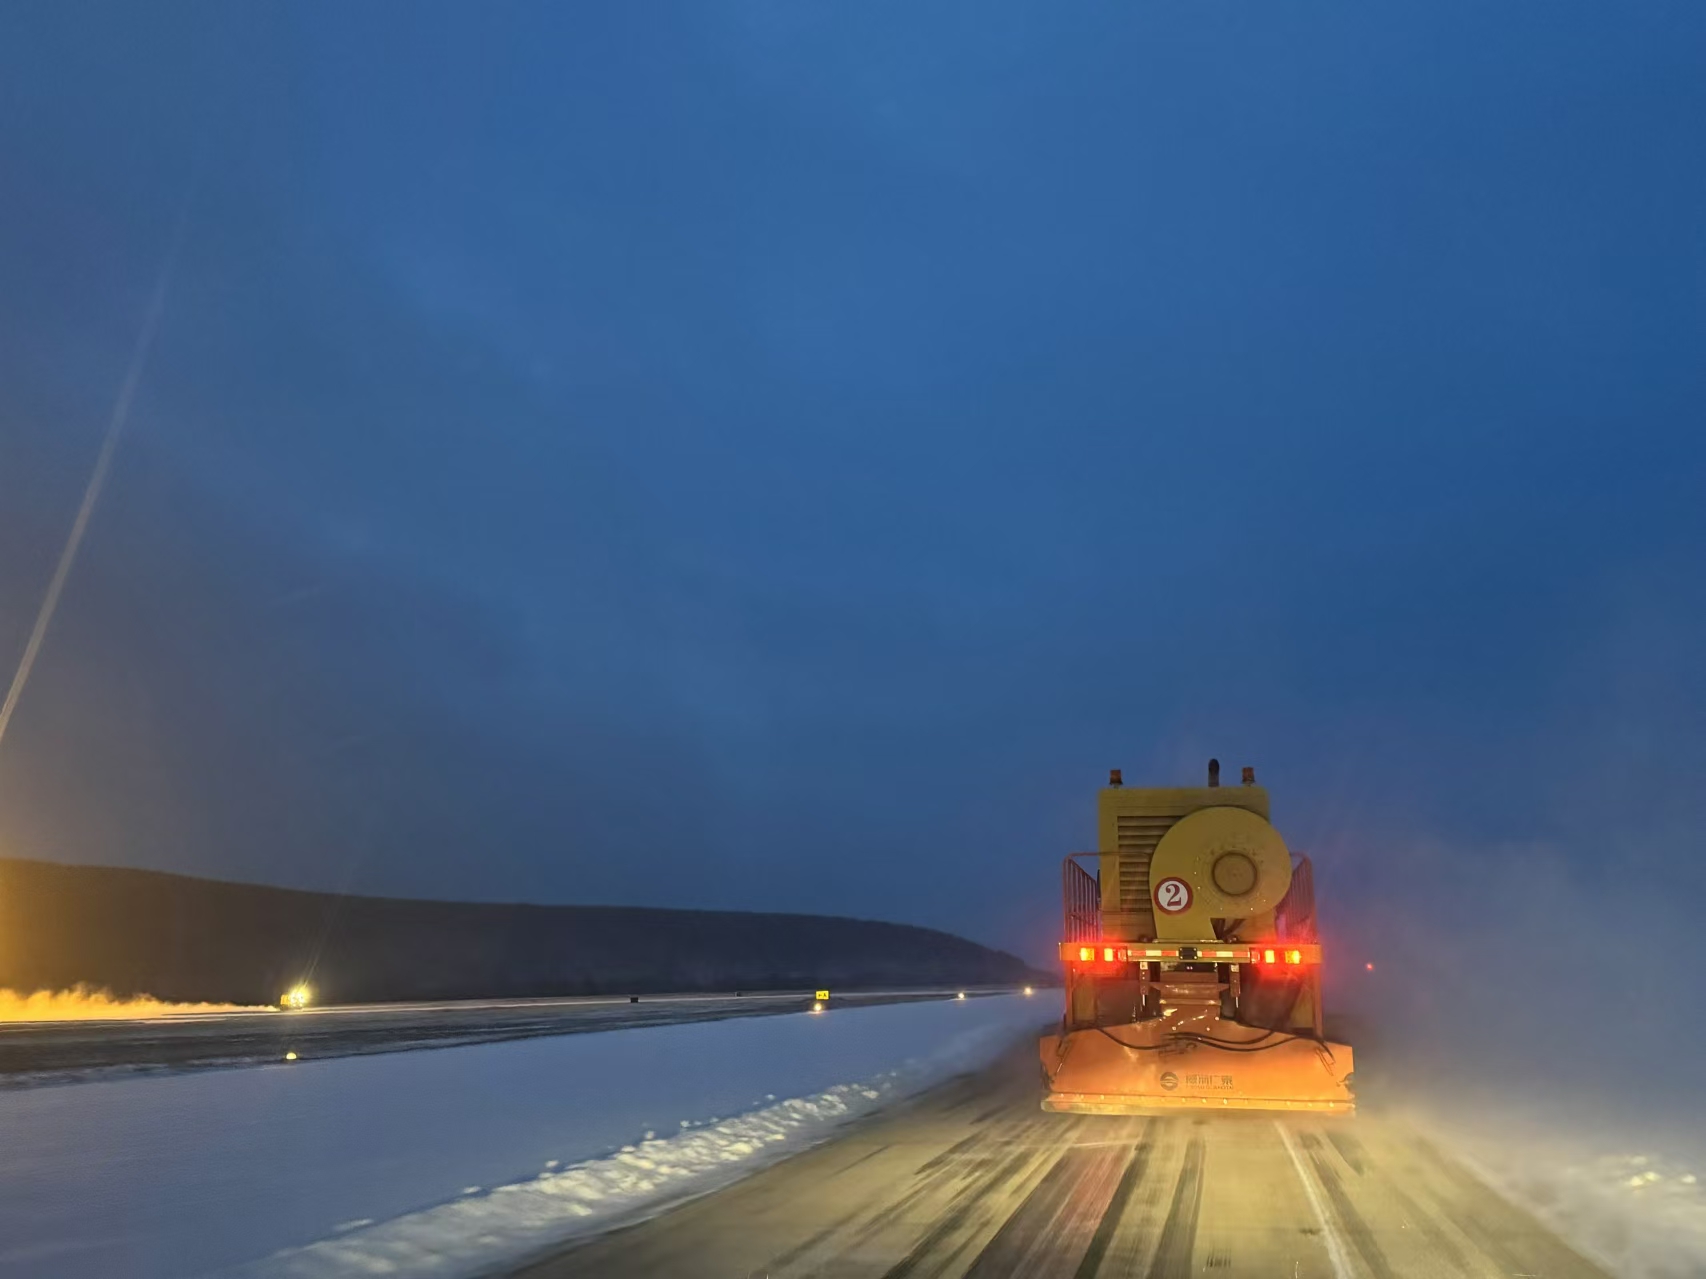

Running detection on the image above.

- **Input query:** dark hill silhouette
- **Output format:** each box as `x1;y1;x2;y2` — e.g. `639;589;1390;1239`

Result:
0;858;1043;1005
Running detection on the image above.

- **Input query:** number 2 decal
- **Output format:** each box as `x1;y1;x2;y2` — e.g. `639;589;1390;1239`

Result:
1155;877;1193;914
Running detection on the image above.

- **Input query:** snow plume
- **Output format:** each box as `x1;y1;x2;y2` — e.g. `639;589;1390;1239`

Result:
1330;834;1699;1097
1410;1104;1706;1279
1328;835;1706;1277
0;985;269;1021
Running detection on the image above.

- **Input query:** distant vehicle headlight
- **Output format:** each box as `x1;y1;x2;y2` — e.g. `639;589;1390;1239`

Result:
280;984;312;1010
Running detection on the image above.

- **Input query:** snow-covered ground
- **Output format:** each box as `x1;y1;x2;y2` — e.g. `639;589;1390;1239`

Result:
0;993;1044;1279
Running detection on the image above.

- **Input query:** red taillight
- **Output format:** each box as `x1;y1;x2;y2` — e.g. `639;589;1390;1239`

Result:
1078;946;1094;962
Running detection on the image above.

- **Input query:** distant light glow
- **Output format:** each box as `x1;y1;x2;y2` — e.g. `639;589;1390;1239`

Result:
284;1051;298;1061
1365;962;1375;971
281;984;313;1010
0;988;267;1022
1023;986;1034;997
810;1001;823;1013
956;991;966;1000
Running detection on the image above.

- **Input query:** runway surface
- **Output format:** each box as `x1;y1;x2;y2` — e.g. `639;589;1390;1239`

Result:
521;1043;1610;1279
0;988;998;1087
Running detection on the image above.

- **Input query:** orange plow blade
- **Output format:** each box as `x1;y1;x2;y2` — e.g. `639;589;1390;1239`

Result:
1039;1022;1355;1115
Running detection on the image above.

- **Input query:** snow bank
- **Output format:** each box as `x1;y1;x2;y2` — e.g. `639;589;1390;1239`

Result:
246;1082;887;1278
0;993;1043;1279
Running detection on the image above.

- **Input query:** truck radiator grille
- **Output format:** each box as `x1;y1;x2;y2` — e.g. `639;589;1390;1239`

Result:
1113;815;1175;912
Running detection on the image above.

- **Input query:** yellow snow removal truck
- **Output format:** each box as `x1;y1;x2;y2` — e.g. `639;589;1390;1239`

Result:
1039;760;1355;1114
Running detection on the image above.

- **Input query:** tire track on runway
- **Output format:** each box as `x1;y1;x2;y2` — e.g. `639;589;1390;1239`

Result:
1325;1129;1367;1175
834;1143;893;1175
880;1142;1051;1278
916;1131;990;1175
1073;1131;1152;1278
1144;1131;1206;1278
964;1124;1145;1278
1378;1177;1472;1275
1276;1122;1356;1279
763;1083;1043;1275
772;1109;1049;1274
1298;1131;1395;1279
